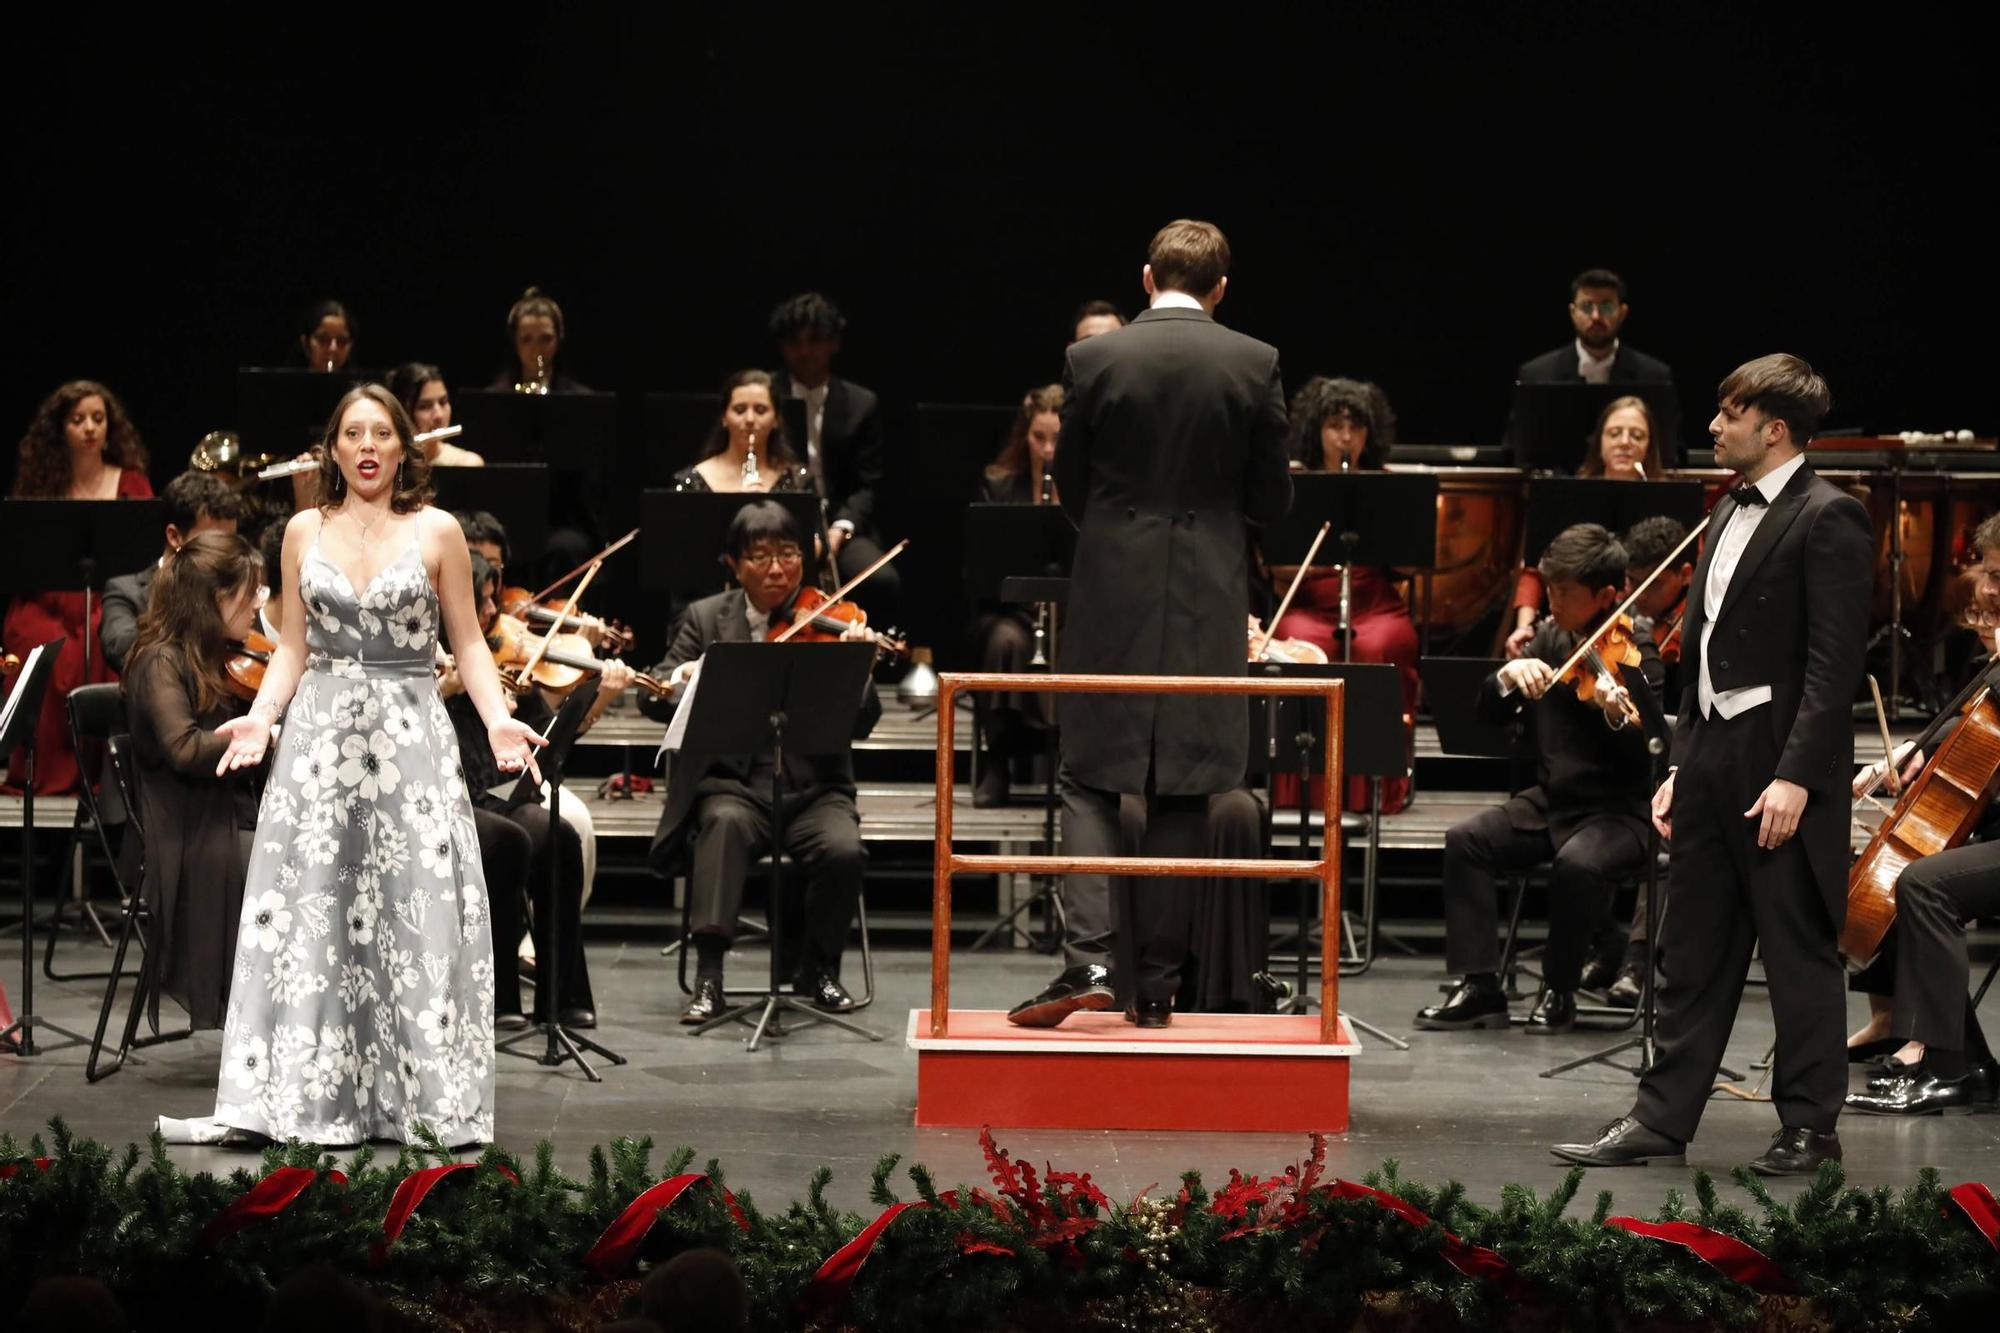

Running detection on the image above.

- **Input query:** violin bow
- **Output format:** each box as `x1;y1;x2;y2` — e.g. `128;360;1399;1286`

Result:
1551;514;1711;683
524;528;640;605
772;538;911;645
1253;521;1331;660
514;560;605;689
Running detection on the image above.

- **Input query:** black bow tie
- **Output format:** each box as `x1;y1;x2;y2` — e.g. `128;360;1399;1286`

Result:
1728;485;1768;508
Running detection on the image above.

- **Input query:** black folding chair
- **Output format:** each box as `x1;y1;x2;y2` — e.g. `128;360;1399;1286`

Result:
666;848;876;1012
44;683;131;981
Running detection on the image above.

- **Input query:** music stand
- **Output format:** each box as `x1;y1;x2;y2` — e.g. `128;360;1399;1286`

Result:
0;499;166;686
641;392;725;486
639;491;826;596
450;390;617;469
1419;658;1522;764
677;641;882;1051
1262;473;1438;663
1247;660;1410;1049
237;367;368;454
429;465;552;567
494;677;627;1080
1522;478;1705;566
1;639;87;1056
1507;382;1684;470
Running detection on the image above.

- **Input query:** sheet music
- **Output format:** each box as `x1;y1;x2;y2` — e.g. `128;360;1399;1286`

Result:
0;642;51;739
656;658;701;763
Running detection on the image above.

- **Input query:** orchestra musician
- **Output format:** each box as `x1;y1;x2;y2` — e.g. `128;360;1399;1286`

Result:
490;287;589;394
297;299;355;372
1515;269;1675;388
642;500;881;1023
1266;375;1418;813
1070;299;1126;342
769;293;901;626
386;363;484;467
1555;354;1873;1176
1416;524;1663;1035
671;370;816;496
970;384;1063;807
122;531;269;1030
5;379;154;794
1029;219;1292;1031
102;471;244;674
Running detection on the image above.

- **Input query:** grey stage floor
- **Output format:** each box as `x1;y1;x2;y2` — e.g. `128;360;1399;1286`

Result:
4;938;1997;1215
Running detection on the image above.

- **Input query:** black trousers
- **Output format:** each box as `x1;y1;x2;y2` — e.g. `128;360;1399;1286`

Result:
478;802;594;1017
1062;768;1206;1002
1635;708;1847;1141
1441;805;1645;990
688;783;864;976
1852;840;2000;1061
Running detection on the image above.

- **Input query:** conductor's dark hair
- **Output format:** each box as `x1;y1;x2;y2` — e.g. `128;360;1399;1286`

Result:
1147;219;1230;296
1717;353;1832;446
1286;376;1396;470
1538;522;1628;593
1569;268;1627;302
162;469;243;532
457;510;511;567
769;292;847;340
1070;299;1125;335
725;499;805;558
1621;515;1690;575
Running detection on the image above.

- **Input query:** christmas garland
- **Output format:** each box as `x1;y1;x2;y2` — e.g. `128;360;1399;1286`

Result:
2;1118;1996;1331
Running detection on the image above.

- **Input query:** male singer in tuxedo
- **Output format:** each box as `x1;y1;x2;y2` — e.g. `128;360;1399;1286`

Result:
1012;219;1292;1030
1554;354;1872;1175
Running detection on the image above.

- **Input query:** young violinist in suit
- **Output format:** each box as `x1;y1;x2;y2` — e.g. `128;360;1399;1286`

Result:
642;500;883;1023
102;471;244;674
1416;523;1664;1036
1555;354;1873;1176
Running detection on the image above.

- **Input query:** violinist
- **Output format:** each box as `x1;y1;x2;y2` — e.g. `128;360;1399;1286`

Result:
439;550;633;1029
970;384;1063;806
121;532;267;1030
102;471;244;674
640;500;881;1024
1416;524;1663;1036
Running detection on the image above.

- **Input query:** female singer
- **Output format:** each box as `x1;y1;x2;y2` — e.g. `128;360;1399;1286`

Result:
671;370;815;495
1507;395;1666;654
188;383;546;1147
489;287;589;394
298;300;355;372
4;380;154;794
386;363;483;467
122;532;267;1030
1267;376;1416;812
969;385;1063;805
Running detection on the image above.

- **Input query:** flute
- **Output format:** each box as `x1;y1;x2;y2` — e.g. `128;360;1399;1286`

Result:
256;425;464;481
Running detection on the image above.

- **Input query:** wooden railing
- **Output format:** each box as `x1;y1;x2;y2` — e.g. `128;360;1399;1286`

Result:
931;672;1345;1040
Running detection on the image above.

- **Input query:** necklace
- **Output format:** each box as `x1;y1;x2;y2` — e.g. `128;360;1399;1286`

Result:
347;504;389;542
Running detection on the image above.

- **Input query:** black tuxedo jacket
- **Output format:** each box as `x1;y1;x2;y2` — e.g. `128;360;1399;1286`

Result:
772;370;886;537
641;588;882;872
101;564;158;674
1516;342;1675;385
1052;305;1293;794
1673;459;1873;920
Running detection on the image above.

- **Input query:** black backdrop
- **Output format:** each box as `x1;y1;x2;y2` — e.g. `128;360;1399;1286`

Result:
7;9;1992;659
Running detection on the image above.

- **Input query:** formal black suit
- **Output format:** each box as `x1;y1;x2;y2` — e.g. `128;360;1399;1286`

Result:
1634;457;1872;1141
100;563;158;674
642;588;881;975
1053;303;1292;1000
1516;342;1675;385
772;369;899;622
1441;619;1663;989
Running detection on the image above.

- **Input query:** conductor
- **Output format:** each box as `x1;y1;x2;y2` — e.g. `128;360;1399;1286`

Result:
1045;219;1293;1030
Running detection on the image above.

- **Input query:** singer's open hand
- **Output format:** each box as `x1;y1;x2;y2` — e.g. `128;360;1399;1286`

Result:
489;717;549;784
215;715;273;777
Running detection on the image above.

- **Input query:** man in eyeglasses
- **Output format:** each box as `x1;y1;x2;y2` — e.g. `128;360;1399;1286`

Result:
1517;268;1675;387
641;500;882;1023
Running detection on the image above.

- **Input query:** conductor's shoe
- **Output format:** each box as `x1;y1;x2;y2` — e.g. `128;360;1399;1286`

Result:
1846;1066;1983;1116
1525;989;1576;1035
681;977;725;1025
796;970;858;1013
1748;1126;1841;1176
1551;1116;1686;1167
1134;998;1172;1029
1007;963;1117;1028
1414;975;1509;1031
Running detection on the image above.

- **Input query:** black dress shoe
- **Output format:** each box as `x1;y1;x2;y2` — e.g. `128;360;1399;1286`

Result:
1250;970;1293;1014
1865;1056;1922;1091
1551;1115;1686;1167
1525;989;1576;1035
1414;975;1509;1031
1847;1065;1984;1116
795;970;857;1013
1748;1126;1841;1176
1134;998;1171;1029
558;1006;597;1030
495;1011;531;1033
1604;963;1644;1008
1007;963;1117;1028
681;976;725;1025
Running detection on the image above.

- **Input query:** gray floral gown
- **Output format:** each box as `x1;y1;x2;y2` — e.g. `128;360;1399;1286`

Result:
210;531;494;1145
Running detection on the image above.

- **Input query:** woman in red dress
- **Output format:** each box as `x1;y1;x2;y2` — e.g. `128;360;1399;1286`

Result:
4;380;153;793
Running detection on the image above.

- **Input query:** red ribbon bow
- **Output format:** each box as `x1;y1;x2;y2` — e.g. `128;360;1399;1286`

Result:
1604;1216;1793;1294
582;1173;751;1280
1949;1183;2000;1250
202;1167;348;1246
371;1162;518;1265
1325;1180;1525;1297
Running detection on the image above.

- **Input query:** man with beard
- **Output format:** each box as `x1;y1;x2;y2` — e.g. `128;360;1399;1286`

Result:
1517;269;1674;387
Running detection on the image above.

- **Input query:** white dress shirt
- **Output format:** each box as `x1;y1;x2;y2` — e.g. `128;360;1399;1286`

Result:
1576;338;1618;384
1697;452;1807;719
1150;290;1205;312
786;378;830;492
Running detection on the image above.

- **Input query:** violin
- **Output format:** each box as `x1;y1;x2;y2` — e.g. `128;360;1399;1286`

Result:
499;586;635;654
1552;613;1644;730
770;586;909;660
224;630;278;703
1654;608;1684;666
485;612;672;699
1247;615;1329;664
